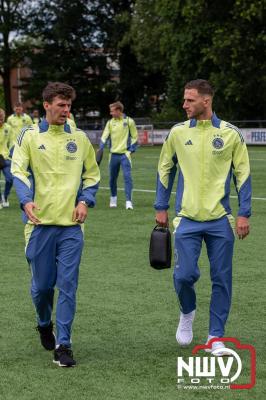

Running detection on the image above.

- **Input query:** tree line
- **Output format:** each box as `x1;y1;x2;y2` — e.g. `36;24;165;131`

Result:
0;0;265;120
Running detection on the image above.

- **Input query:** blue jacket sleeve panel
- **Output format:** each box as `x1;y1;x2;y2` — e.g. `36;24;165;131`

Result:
99;140;105;150
237;175;252;217
232;134;252;218
13;176;33;208
154;130;177;211
78;183;99;208
9;145;15;158
154;164;177;210
127;117;138;153
100;121;111;149
78;138;100;208
127;142;138;153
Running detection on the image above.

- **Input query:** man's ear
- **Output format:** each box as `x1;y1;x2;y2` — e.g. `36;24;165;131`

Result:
43;101;49;111
203;96;211;107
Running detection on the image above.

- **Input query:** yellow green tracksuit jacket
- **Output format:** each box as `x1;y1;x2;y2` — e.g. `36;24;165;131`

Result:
7;113;33;146
99;115;138;153
32;117;40;126
154;114;251;221
11;119;100;225
67;117;76;130
0;123;13;159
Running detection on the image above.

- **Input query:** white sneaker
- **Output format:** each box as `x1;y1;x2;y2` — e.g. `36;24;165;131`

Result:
126;200;133;209
2;199;9;208
176;310;195;346
110;196;117;208
0;202;3;210
205;335;231;356
1;194;9;207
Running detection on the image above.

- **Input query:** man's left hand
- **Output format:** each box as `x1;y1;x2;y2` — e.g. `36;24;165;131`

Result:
72;202;88;223
96;148;104;165
236;216;250;239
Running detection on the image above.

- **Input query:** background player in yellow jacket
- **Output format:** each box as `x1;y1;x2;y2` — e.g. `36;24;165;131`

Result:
7;102;32;146
31;109;41;126
98;101;138;209
0;108;13;208
67;111;76;129
11;82;100;367
155;79;251;355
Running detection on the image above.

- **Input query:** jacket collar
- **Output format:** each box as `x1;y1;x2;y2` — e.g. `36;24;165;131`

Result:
189;113;221;128
39;118;71;133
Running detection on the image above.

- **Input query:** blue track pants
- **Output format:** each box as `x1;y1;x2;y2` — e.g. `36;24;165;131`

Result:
2;159;13;199
25;225;84;346
173;216;235;337
109;153;132;201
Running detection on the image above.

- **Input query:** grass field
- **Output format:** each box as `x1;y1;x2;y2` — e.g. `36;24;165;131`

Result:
0;145;265;400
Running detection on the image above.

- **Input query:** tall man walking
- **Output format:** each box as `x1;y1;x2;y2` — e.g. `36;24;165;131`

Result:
98;101;138;209
11;82;100;367
155;79;251;355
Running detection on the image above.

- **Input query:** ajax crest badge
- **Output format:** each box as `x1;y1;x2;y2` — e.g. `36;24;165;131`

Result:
212;138;224;149
66;142;77;153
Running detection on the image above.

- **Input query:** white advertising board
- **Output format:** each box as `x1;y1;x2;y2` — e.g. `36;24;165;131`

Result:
151;128;266;145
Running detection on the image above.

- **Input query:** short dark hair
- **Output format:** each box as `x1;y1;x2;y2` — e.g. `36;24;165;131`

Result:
14;102;23;108
109;101;124;112
185;79;214;97
42;82;76;103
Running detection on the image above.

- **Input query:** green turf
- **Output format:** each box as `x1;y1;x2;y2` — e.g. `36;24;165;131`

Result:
0;146;265;399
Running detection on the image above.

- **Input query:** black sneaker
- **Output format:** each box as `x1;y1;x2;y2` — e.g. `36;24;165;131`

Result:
36;322;56;351
53;345;76;367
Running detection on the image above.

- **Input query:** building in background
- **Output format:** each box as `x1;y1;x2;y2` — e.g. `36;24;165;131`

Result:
0;65;32;115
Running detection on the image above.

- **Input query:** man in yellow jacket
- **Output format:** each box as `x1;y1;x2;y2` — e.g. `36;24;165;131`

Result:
98;101;138;209
155;79;251;355
11;82;100;367
7;102;32;146
0;108;13;208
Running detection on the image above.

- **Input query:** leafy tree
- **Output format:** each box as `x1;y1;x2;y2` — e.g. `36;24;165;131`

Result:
131;0;266;120
22;0;113;116
95;0;165;116
203;0;266;119
0;85;5;108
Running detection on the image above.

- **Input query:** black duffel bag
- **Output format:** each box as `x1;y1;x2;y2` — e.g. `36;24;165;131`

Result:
149;225;172;269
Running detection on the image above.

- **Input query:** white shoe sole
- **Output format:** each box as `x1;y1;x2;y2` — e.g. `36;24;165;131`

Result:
205;347;231;356
53;360;76;367
176;335;193;346
176;340;192;347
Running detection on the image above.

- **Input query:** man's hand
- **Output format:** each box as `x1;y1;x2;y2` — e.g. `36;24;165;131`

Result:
155;210;168;227
96;148;103;165
24;202;41;225
236;216;250;239
72;202;88;223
